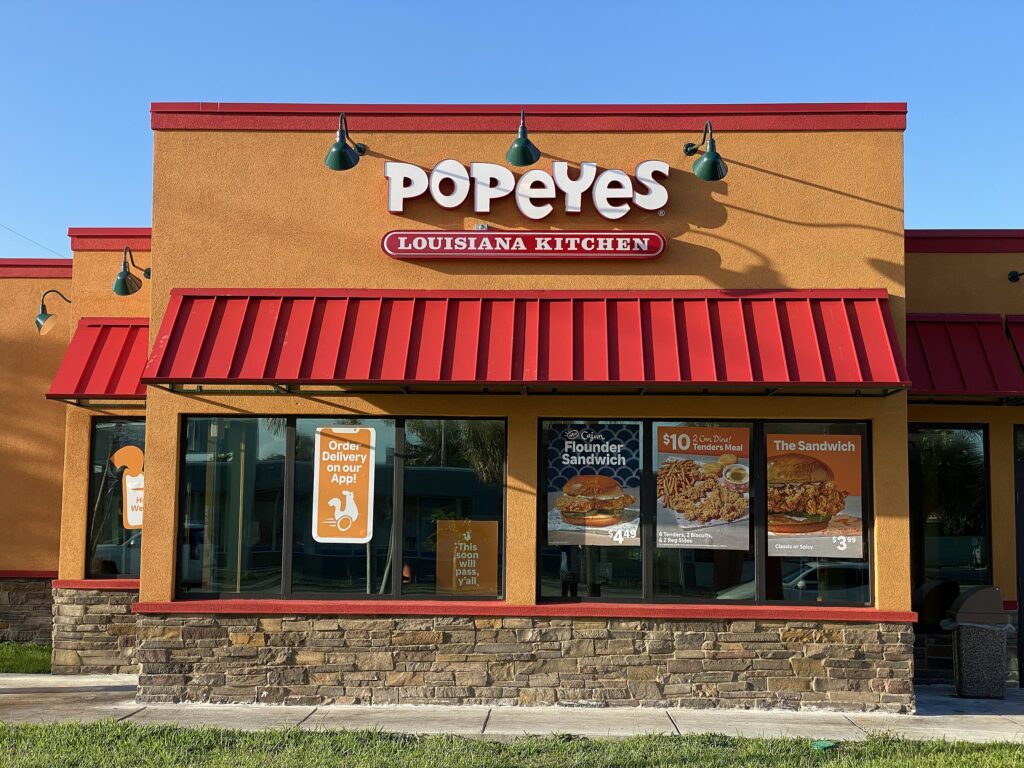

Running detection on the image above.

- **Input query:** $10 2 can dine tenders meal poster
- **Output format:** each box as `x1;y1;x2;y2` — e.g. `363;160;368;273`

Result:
313;427;375;544
766;434;862;559
655;424;751;551
546;422;641;546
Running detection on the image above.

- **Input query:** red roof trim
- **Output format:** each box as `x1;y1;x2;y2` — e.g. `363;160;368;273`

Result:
151;102;907;133
907;313;1024;397
168;287;895;300
132;598;915;623
47;317;150;401
906;230;1024;253
0;258;73;279
53;579;140;591
0;570;58;579
143;289;910;389
67;227;152;252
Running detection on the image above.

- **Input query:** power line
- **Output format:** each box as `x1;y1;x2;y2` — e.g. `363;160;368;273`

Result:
0;222;66;258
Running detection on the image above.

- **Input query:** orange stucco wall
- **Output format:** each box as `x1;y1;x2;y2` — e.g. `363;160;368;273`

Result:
0;273;70;572
135;123;909;610
55;246;151;580
906;250;1024;316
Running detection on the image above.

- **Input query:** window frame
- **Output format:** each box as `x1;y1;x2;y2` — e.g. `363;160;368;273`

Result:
84;415;146;580
175;414;508;602
536;417;874;607
908;422;993;592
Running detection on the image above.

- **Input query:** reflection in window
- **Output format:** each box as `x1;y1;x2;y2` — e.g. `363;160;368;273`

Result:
179;418;285;594
909;426;990;589
86;420;145;578
292;418;395;595
401;419;505;597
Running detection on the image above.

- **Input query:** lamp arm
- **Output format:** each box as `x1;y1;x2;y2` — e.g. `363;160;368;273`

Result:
338;111;367;155
684;120;715;156
40;288;72;307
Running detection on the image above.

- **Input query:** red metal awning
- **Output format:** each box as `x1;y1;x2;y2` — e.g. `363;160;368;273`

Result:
906;314;1024;398
142;289;908;392
47;317;149;402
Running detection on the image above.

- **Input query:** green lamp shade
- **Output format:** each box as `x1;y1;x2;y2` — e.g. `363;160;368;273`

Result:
35;310;55;335
324;140;361;171
113;268;143;296
506;135;541;167
691;138;728;181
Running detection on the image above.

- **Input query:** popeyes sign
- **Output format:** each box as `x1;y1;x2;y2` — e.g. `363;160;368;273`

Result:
383;159;670;259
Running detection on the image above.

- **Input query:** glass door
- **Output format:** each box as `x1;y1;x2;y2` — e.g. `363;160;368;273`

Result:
1013;427;1024;688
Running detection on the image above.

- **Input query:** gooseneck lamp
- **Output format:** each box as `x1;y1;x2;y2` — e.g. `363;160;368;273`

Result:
684;121;728;182
35;288;71;335
112;246;149;296
324;113;367;171
505;109;542;167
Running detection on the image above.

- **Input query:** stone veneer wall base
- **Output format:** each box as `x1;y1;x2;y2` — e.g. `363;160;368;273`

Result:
135;615;915;712
0;578;54;644
51;588;139;674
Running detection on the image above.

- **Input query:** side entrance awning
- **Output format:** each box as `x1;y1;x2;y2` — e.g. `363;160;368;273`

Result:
47;317;149;404
906;314;1024;402
141;289;910;395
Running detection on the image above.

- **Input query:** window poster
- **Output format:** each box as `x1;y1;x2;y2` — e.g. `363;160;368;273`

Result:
655;423;751;550
545;421;641;546
312;426;375;544
111;445;145;530
766;434;863;559
436;519;499;596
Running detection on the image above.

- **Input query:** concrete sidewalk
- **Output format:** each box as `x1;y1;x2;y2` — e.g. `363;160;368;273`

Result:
1;675;1023;743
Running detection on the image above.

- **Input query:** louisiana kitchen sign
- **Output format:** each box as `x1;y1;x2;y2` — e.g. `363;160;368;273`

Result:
382;230;666;260
382;158;671;259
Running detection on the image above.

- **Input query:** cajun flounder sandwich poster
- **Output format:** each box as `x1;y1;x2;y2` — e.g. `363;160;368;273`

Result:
545;422;641;547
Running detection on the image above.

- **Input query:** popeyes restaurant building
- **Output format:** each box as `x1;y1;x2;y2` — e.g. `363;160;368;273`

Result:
0;102;1020;712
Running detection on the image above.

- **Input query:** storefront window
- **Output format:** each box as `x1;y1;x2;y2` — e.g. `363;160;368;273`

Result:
538;418;872;606
539;421;644;599
402;419;505;597
85;419;145;578
292;418;395;596
654;422;755;600
177;416;505;600
765;422;870;605
908;425;990;590
179;418;286;594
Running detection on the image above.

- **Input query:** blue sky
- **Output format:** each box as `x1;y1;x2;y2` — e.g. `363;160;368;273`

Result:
1;1;1021;258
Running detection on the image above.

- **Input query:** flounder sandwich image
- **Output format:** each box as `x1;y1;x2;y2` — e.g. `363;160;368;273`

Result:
556;474;636;527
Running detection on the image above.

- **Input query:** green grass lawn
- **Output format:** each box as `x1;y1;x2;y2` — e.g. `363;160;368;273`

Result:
0;723;1022;768
0;643;50;674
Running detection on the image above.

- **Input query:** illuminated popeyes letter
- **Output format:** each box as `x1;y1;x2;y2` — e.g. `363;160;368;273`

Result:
110;445;144;530
313;427;375;544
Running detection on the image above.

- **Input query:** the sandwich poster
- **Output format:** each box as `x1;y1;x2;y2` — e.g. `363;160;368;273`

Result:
655;424;750;551
765;434;863;559
545;421;641;547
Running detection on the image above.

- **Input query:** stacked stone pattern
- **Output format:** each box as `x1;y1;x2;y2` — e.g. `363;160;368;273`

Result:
51;588;139;674
0;578;53;644
135;616;915;712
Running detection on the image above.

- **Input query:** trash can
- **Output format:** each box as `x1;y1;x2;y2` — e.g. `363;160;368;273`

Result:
940;586;1010;698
